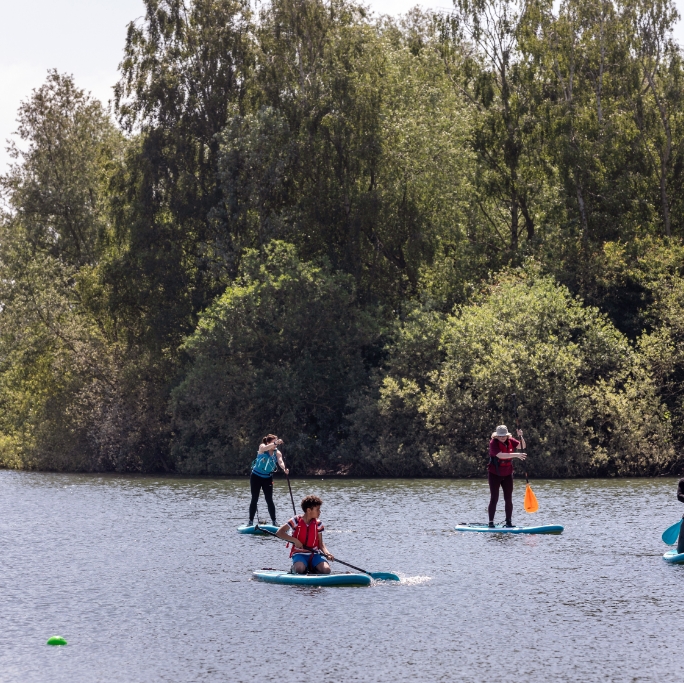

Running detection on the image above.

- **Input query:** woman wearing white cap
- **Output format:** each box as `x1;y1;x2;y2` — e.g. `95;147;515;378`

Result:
488;425;527;527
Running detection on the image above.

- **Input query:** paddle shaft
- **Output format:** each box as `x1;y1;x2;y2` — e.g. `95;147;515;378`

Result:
513;393;530;484
275;442;297;516
285;472;297;518
255;525;375;578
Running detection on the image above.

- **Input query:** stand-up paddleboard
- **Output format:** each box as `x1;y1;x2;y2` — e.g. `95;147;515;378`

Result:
455;523;564;535
662;549;684;564
237;524;279;535
252;570;372;586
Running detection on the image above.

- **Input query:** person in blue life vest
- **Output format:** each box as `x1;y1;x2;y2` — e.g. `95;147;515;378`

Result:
276;495;334;574
488;425;527;528
249;434;288;526
676;478;684;553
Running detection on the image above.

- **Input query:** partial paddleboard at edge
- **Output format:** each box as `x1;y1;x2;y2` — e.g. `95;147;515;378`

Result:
237;524;279;535
454;523;564;535
662;549;684;564
252;570;372;586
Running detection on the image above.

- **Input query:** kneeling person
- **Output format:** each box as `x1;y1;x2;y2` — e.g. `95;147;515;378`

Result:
276;495;334;574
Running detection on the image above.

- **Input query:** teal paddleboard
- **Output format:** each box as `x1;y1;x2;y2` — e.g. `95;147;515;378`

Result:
252;570;372;587
663;549;684;564
455;523;564;535
237;524;279;535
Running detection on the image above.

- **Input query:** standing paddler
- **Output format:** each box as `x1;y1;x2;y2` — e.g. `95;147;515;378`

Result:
248;434;288;527
488;425;527;528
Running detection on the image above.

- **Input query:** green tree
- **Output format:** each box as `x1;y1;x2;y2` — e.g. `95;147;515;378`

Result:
111;0;255;351
627;0;683;237
170;241;378;474
442;0;542;253
1;70;121;267
0;72;142;471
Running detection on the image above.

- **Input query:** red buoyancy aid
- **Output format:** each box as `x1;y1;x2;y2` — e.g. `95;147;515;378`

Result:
289;516;320;557
489;437;518;476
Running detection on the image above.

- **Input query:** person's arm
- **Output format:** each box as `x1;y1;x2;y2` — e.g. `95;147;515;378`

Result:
258;442;274;454
490;439;526;461
496;451;527;460
516;430;526;450
275;449;289;475
276;522;304;549
318;532;334;561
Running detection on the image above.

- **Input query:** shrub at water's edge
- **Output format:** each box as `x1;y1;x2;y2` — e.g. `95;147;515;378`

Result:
340;269;675;477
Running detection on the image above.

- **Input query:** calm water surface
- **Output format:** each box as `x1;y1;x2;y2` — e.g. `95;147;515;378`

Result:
1;472;682;682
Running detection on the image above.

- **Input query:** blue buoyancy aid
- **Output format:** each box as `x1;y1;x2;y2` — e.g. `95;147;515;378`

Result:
251;450;278;477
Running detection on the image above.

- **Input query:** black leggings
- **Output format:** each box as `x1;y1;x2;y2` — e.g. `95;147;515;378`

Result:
678;515;684;554
249;472;276;523
488;472;514;522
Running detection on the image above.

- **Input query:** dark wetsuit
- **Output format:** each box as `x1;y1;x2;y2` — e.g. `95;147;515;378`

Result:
677;479;684;553
249;472;276;524
488;437;519;524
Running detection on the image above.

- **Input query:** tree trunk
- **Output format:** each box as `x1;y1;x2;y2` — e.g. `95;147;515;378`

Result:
510;196;519;251
520;197;534;241
575;174;589;241
645;70;672;238
660;155;671;238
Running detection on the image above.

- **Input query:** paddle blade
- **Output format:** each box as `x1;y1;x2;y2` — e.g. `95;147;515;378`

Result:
524;484;539;513
662;519;682;545
370;572;400;581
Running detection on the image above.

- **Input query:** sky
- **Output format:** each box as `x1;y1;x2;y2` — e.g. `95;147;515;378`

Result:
1;0;683;174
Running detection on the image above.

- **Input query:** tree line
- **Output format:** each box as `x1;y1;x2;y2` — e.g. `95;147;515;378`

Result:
1;0;683;477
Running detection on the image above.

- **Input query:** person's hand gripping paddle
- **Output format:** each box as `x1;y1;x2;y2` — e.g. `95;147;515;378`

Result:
513;394;538;514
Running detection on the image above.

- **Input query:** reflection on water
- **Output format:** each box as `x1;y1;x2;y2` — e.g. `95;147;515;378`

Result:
0;472;681;682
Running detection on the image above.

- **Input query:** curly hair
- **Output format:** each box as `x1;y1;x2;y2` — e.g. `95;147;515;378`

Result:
301;495;323;511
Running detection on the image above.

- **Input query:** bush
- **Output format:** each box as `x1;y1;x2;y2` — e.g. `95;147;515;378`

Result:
170;241;378;474
342;268;674;476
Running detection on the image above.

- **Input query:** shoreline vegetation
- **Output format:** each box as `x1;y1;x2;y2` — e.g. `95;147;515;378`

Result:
2;0;684;478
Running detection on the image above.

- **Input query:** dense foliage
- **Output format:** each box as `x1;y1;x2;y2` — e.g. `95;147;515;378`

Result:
1;0;683;476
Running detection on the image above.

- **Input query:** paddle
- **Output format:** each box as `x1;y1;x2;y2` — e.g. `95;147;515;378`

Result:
255;525;400;581
285;472;297;518
662;519;682;545
523;472;539;513
513;393;538;514
274;439;297;517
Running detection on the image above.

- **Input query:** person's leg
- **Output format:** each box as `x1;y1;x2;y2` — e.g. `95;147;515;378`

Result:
291;554;308;573
262;476;277;524
502;474;514;524
488;472;501;523
311;554;331;574
248;472;261;523
677;516;684;554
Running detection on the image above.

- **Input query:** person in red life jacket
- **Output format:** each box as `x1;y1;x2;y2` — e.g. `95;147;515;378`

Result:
488;424;527;528
275;495;334;574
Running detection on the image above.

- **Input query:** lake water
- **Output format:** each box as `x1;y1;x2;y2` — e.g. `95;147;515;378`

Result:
1;471;682;682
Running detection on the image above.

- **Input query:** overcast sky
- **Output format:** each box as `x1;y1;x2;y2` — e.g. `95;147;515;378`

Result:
1;0;683;174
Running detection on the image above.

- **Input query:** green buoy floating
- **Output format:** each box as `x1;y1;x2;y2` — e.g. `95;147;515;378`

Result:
47;636;67;646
